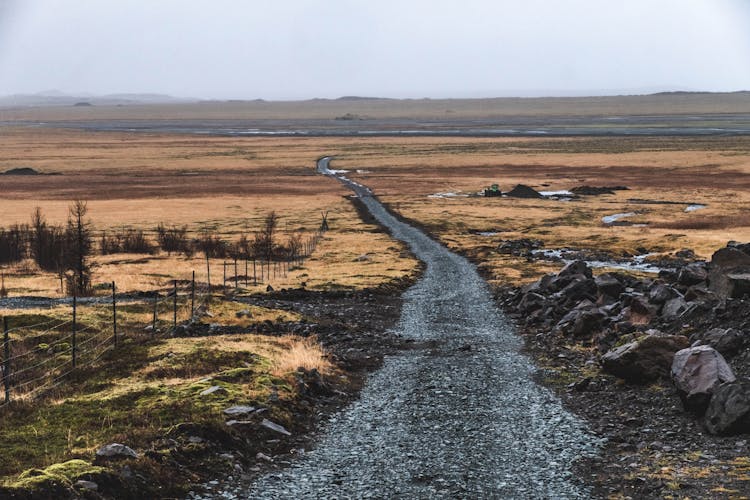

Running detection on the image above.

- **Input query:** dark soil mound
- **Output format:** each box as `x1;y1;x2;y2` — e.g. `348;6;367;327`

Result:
3;167;40;175
506;184;543;199
571;185;628;195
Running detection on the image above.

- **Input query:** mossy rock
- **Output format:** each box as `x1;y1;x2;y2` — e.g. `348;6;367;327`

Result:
4;459;110;498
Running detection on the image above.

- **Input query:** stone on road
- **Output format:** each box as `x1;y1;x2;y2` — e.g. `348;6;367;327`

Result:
242;158;598;498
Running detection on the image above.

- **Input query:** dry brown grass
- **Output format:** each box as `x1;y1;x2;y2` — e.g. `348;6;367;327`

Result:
271;335;333;376
0;127;418;296
1;127;748;291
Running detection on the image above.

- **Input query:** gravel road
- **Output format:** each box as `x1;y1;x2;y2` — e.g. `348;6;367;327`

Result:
218;158;599;498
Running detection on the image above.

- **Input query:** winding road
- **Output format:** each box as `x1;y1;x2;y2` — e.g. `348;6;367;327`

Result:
240;157;599;498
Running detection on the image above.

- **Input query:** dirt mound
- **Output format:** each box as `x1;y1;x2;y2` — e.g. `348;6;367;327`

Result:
571;185;628;195
3;167;40;175
506;184;543;198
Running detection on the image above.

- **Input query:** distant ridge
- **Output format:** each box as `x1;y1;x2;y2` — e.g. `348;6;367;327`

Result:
0;92;197;107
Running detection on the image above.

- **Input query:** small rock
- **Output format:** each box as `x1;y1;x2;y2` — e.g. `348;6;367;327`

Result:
235;309;252;318
95;443;138;460
256;452;273;462
74;480;98;491
223;405;257;417
200;385;227;396
261;418;291;436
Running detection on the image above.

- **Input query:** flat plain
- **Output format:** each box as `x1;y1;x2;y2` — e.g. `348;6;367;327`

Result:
1;93;750;497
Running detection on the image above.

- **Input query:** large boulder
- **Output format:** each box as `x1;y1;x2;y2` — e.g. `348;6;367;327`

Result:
559;260;592;279
671;345;736;414
595;273;624;299
619;295;656;325
709;247;750;299
518;292;547;314
648;283;677;305
555;305;606;337
556;277;597;306
698;328;745;358
601;334;689;383
704;381;750;435
678;263;708;286
661;296;690;321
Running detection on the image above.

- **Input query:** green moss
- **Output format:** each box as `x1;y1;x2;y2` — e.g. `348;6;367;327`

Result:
8;459;105;489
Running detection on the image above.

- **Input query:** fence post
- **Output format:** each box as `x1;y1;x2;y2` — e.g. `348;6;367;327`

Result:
245;259;248;287
173;280;177;329
191;270;195;316
72;292;77;369
112;281;117;348
234;258;238;289
253;259;257;285
206;255;211;290
3;317;10;404
152;293;157;335
223;261;226;288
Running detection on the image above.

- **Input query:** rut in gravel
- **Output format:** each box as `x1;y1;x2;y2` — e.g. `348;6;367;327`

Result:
243;158;598;498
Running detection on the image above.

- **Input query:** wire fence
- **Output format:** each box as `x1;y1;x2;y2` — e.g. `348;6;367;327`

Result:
0;274;209;408
0;226;326;409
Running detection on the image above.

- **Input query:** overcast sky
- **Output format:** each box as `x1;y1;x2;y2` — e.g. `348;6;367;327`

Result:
0;0;749;100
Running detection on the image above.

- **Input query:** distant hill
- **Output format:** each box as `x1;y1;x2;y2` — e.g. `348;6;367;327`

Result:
0;92;197;108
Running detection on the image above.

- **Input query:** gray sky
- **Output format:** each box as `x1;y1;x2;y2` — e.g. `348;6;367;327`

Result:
0;0;749;100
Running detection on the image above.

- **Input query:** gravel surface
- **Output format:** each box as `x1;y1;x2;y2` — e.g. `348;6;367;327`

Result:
208;158;599;498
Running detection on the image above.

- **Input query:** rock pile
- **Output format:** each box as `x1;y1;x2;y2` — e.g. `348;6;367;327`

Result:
501;241;750;435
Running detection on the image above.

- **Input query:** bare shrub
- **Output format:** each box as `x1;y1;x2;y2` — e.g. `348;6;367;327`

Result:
156;224;189;255
195;230;228;259
0;225;28;265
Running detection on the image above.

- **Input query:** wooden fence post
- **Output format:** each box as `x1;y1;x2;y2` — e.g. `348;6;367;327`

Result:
3;317;10;404
234;258;238;289
223;261;226;288
206;255;211;290
112;281;117;348
152;293;157;334
173;280;177;329
245;259;248;287
72;292;77;369
253;259;257;285
191;270;195;316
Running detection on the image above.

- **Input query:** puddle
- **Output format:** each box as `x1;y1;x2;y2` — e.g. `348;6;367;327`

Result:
533;249;664;274
602;212;636;224
539;190;573;197
428;192;469;199
685;204;706;212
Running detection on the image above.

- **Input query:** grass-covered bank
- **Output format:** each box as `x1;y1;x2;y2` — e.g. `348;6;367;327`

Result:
0;295;344;499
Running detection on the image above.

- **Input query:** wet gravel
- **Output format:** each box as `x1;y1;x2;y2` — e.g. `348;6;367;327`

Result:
206;158;599;498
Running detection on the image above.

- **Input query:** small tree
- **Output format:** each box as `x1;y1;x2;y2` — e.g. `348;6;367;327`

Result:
65;200;92;296
253;211;278;263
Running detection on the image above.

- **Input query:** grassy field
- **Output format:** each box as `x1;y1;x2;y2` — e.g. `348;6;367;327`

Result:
1;123;749;495
326;135;750;284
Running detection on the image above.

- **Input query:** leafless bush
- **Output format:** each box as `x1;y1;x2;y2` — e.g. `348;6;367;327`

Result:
156;224;190;256
0;225;28;265
101;229;154;254
195;230;228;258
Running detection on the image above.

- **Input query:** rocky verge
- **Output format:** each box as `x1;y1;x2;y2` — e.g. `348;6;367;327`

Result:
496;241;750;497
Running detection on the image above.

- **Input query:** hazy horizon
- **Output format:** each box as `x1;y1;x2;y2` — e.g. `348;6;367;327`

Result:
1;0;749;101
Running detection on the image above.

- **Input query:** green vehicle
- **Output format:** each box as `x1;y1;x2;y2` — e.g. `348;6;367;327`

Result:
484;184;502;197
